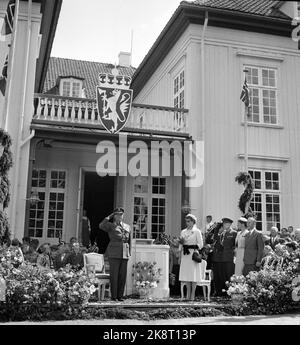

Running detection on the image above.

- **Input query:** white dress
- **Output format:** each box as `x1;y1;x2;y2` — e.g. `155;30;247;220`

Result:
234;229;249;276
179;225;203;282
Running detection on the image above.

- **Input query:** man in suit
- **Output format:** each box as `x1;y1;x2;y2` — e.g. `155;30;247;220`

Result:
243;217;264;276
202;215;214;243
211;217;237;296
265;226;281;250
99;207;131;301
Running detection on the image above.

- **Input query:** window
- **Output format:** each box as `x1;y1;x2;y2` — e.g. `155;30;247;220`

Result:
29;169;66;240
174;70;184;108
249;170;280;232
133;177;167;239
60;78;83;98
245;66;278;124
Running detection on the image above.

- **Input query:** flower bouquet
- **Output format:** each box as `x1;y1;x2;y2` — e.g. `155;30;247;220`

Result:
132;261;161;299
225;275;248;304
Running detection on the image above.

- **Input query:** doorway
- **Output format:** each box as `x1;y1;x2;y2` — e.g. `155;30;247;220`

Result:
83;172;115;254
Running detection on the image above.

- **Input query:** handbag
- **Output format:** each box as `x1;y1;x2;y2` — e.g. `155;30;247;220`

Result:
192;250;202;263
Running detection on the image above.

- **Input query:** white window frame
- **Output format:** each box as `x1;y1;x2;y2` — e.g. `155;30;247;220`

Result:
29;169;67;243
132;177;167;240
59;77;83;98
249;169;281;233
245;65;278;125
173;70;184;109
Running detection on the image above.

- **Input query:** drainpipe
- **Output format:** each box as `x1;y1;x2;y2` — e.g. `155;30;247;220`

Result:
20;129;35;147
10;0;32;237
201;11;208;228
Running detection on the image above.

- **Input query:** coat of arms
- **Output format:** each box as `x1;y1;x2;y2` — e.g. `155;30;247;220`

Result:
96;67;133;134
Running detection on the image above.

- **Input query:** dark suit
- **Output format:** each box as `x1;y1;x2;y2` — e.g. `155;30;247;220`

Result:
211;227;237;296
243;228;264;276
99;218;131;299
265;235;281;250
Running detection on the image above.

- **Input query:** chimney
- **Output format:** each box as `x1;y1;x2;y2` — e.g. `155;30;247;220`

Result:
118;52;131;67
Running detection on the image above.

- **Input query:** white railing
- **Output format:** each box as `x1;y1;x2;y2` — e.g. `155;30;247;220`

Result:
33;94;189;135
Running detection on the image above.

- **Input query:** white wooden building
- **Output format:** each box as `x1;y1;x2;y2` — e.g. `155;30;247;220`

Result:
2;0;300;248
132;0;300;233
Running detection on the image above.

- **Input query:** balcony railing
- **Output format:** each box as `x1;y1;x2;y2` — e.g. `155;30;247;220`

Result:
33;94;189;136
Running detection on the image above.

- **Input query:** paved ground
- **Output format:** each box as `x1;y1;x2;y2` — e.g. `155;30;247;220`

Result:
2;313;300;325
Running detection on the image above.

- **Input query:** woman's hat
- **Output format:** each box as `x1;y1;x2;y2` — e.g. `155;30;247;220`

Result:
222;217;233;224
185;213;197;223
113;207;125;215
238;217;248;224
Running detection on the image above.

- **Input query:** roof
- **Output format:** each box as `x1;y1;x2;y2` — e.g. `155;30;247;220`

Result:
131;1;293;97
43;57;136;99
34;0;63;93
190;0;290;19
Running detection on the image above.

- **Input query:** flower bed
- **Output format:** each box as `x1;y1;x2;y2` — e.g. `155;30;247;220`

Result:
0;245;97;321
225;266;299;315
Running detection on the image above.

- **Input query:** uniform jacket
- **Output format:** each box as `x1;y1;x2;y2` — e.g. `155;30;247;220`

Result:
243;228;264;265
99;218;131;259
212;227;237;263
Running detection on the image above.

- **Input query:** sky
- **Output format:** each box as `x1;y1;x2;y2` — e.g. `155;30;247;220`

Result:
51;0;184;68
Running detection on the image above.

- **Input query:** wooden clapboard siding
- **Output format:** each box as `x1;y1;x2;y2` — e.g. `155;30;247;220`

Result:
134;20;300;229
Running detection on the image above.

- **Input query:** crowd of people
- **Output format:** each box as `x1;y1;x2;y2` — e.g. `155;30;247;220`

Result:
1;236;99;271
175;213;300;300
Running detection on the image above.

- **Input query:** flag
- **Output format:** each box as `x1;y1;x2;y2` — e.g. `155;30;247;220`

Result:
1;0;16;36
240;77;250;108
0;55;8;96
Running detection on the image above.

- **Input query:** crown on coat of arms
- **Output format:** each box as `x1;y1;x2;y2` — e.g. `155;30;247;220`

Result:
98;67;132;90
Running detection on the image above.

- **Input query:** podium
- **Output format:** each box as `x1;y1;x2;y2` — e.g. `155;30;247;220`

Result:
125;239;170;298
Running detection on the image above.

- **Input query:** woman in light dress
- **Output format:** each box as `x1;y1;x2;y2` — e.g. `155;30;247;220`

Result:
234;217;249;276
179;214;203;300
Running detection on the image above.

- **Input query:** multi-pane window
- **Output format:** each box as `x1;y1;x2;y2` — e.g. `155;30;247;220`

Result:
133;177;167;240
29;169;66;240
61;78;82;98
174;70;184;108
245;66;278;124
29;192;45;238
48;192;65;239
151;178;166;239
249;170;280;232
133;177;148;239
296;2;300;18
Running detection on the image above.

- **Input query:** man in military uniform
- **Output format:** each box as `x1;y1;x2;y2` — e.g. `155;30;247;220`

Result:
210;217;237;296
99;207;131;301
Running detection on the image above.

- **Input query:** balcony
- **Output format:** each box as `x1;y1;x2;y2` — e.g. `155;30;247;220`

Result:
33;94;189;137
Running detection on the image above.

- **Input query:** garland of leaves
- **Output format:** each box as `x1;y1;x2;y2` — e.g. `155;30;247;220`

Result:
235;172;254;218
0;174;10;208
0;212;10;242
0;129;12;242
0;129;13;175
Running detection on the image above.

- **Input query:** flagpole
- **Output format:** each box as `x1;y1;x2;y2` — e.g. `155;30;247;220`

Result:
243;68;249;173
244;105;248;172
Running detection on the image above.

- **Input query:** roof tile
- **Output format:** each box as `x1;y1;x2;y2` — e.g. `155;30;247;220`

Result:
191;0;290;19
43;57;135;99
